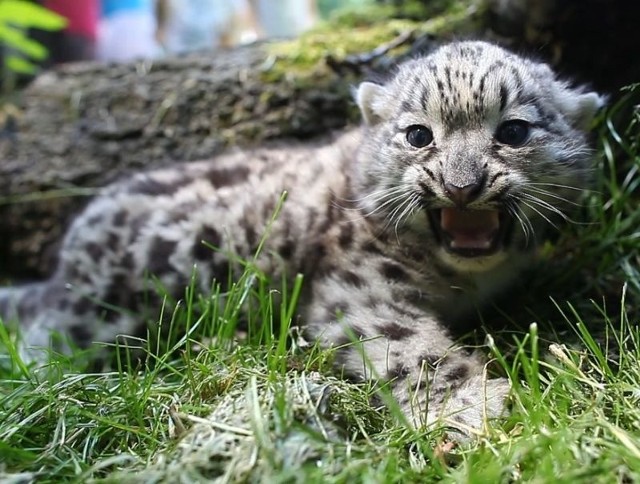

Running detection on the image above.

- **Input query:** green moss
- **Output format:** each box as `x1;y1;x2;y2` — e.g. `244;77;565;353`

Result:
260;2;477;85
261;20;412;85
324;4;400;28
325;0;466;26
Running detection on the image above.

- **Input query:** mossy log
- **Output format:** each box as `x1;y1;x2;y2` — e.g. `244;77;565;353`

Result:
0;44;366;279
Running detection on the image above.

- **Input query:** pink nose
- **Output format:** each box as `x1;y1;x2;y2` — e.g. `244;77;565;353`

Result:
444;182;482;207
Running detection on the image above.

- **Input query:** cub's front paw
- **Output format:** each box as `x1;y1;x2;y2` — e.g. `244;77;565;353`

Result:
423;376;511;441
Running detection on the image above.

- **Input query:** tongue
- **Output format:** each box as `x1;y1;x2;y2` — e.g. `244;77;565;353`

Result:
440;208;500;250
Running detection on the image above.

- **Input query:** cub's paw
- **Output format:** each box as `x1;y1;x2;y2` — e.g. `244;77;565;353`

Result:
425;376;511;441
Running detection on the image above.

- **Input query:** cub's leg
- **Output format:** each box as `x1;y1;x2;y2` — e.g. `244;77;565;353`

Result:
305;271;510;438
0;280;145;363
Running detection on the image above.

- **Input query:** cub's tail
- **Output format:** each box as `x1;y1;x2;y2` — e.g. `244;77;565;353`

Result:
0;283;46;326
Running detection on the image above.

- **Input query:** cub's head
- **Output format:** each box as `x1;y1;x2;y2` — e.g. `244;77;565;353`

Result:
354;41;604;272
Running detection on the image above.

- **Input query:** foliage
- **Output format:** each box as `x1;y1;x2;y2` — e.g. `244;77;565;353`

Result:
0;0;66;75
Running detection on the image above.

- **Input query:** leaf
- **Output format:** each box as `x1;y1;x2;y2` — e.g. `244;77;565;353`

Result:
0;23;48;59
0;0;67;31
5;54;36;74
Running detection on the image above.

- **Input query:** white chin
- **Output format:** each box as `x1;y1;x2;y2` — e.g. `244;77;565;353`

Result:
436;248;509;272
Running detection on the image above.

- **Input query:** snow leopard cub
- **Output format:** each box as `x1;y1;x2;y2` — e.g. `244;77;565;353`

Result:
0;41;603;437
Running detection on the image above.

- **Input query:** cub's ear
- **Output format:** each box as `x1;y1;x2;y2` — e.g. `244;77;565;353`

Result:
555;87;607;131
354;81;390;126
564;90;607;131
533;62;606;131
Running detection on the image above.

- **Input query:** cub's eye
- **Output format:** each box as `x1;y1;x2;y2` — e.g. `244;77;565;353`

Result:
406;125;433;148
495;120;530;146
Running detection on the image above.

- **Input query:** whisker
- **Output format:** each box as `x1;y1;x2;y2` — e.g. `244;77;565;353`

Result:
332;187;407;215
387;197;410;224
523;187;582;207
506;197;535;244
520;193;570;219
386;193;416;230
393;194;421;236
524;195;593;226
330;185;408;227
527;182;586;192
507;202;530;244
367;192;409;219
518;199;560;230
336;184;406;205
528;182;603;197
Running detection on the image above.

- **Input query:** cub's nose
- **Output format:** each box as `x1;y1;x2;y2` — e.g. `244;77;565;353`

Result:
444;181;483;207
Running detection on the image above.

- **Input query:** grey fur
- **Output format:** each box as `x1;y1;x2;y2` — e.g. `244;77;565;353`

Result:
0;41;603;438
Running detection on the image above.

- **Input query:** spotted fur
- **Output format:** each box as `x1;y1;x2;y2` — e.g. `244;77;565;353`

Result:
0;42;603;438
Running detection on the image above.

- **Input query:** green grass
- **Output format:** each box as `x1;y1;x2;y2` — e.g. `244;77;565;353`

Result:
1;88;639;482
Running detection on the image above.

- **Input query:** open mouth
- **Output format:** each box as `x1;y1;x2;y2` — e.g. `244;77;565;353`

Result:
428;208;513;257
